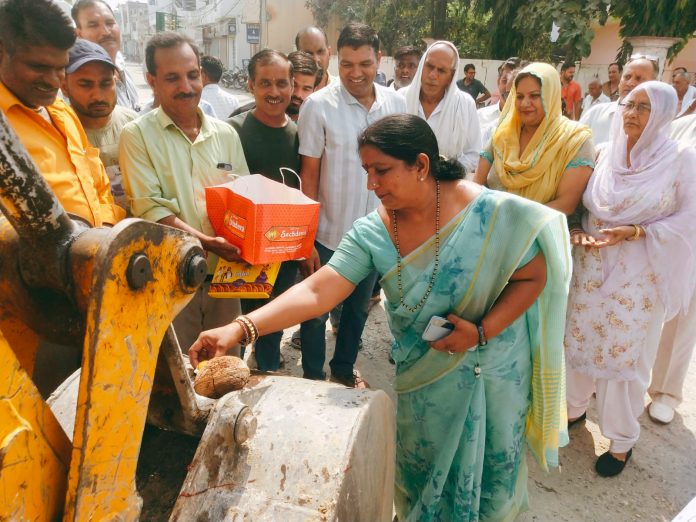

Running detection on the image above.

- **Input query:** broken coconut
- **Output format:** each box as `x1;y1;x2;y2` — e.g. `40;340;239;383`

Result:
194;356;250;398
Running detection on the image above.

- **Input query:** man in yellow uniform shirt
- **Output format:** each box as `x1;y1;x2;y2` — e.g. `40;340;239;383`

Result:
0;0;124;226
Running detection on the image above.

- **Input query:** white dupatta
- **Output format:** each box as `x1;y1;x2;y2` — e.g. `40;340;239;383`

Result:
402;41;480;168
583;81;696;319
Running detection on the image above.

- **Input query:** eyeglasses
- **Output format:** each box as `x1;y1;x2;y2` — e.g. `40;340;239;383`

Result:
618;101;652;115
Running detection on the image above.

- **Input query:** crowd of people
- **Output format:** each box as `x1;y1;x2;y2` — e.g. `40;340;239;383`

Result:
2;0;695;520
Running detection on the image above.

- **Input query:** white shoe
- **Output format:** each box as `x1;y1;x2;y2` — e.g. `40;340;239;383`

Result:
648;402;674;424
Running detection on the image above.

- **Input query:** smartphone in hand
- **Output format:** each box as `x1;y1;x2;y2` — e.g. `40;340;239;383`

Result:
422;315;455;342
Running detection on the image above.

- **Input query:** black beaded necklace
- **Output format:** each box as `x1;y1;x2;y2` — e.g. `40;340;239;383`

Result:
392;180;440;313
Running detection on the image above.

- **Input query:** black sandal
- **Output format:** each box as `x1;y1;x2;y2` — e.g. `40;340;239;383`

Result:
595;449;632;477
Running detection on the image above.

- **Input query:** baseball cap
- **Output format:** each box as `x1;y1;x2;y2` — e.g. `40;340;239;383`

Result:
67;38;116;74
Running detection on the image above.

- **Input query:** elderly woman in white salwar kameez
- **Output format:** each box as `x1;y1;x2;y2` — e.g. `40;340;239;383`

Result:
565;81;696;477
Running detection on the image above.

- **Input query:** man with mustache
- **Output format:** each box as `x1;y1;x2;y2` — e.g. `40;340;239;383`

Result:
296;23;406;387
61;38;137;211
286;50;320;122
120;32;250;354
71;0;140;111
0;0;125;228
228;50;300;372
389;46;421;91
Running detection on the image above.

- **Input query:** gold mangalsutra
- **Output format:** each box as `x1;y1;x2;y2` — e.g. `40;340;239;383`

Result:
392;180;440;313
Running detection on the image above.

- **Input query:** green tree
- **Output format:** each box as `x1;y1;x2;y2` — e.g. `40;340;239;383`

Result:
364;0;429;55
304;0;368;28
515;0;610;62
470;0;526;59
446;1;492;58
609;0;696;61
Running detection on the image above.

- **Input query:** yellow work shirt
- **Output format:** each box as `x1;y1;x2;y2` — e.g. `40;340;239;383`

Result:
0;81;125;226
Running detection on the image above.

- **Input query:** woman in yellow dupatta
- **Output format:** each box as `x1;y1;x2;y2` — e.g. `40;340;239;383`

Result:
474;62;594;215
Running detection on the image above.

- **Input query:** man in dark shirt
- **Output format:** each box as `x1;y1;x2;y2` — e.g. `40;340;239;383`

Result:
227;49;299;371
456;63;490;106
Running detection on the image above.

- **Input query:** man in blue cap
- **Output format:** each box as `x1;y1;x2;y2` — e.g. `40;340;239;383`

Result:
62;38;137;211
0;0;124;227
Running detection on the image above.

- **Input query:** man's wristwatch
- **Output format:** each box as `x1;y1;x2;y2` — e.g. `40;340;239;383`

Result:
477;323;488;346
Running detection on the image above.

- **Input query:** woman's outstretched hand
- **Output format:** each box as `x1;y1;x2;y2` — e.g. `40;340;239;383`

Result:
571;226;637;249
189;322;243;368
594;226;638;247
429;314;479;354
571;230;600;248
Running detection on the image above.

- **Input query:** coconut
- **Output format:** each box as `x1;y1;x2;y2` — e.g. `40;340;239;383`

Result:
193;356;250;398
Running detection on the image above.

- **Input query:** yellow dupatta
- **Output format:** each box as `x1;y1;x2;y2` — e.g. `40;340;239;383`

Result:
492;62;591;204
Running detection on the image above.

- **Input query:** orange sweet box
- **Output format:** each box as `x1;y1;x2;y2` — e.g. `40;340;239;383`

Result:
206;174;320;265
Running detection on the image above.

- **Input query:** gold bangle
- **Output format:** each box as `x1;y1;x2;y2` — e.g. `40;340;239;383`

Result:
628;225;641;241
233;318;252;346
237;315;259;344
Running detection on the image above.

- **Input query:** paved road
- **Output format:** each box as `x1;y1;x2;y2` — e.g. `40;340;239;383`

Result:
124;61;696;521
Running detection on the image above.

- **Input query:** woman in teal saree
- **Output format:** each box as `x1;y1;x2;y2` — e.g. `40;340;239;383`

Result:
189;115;571;521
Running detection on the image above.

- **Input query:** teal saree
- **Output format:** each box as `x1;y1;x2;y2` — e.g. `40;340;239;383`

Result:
328;188;570;521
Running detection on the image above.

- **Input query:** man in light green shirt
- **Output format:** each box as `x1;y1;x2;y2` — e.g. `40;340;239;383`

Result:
120;32;249;354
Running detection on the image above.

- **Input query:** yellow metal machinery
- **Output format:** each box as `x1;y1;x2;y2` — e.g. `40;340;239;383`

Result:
0;110;395;521
0;109;209;520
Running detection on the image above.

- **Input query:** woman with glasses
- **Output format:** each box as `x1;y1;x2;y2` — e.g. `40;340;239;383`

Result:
473;62;594;215
565;81;696;477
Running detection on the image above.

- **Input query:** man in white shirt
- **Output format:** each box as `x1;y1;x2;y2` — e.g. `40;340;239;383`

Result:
297;23;406;387
71;0;140;111
402;41;481;172
579;78;609;119
200;55;240;119
647;113;696;424
673;70;696;117
580;57;657;146
477;69;512;146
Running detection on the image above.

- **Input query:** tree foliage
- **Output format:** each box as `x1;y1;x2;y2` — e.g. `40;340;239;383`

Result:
466;0;525;60
304;0;696;63
609;0;696;61
515;0;610;62
304;0;367;28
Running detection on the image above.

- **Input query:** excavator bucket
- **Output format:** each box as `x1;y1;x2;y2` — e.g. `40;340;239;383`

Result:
0;108;395;521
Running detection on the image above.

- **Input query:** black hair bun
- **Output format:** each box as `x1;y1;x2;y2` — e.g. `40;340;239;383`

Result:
434;155;465;181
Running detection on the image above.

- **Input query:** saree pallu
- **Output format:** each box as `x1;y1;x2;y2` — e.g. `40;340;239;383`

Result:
327;188;570;521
